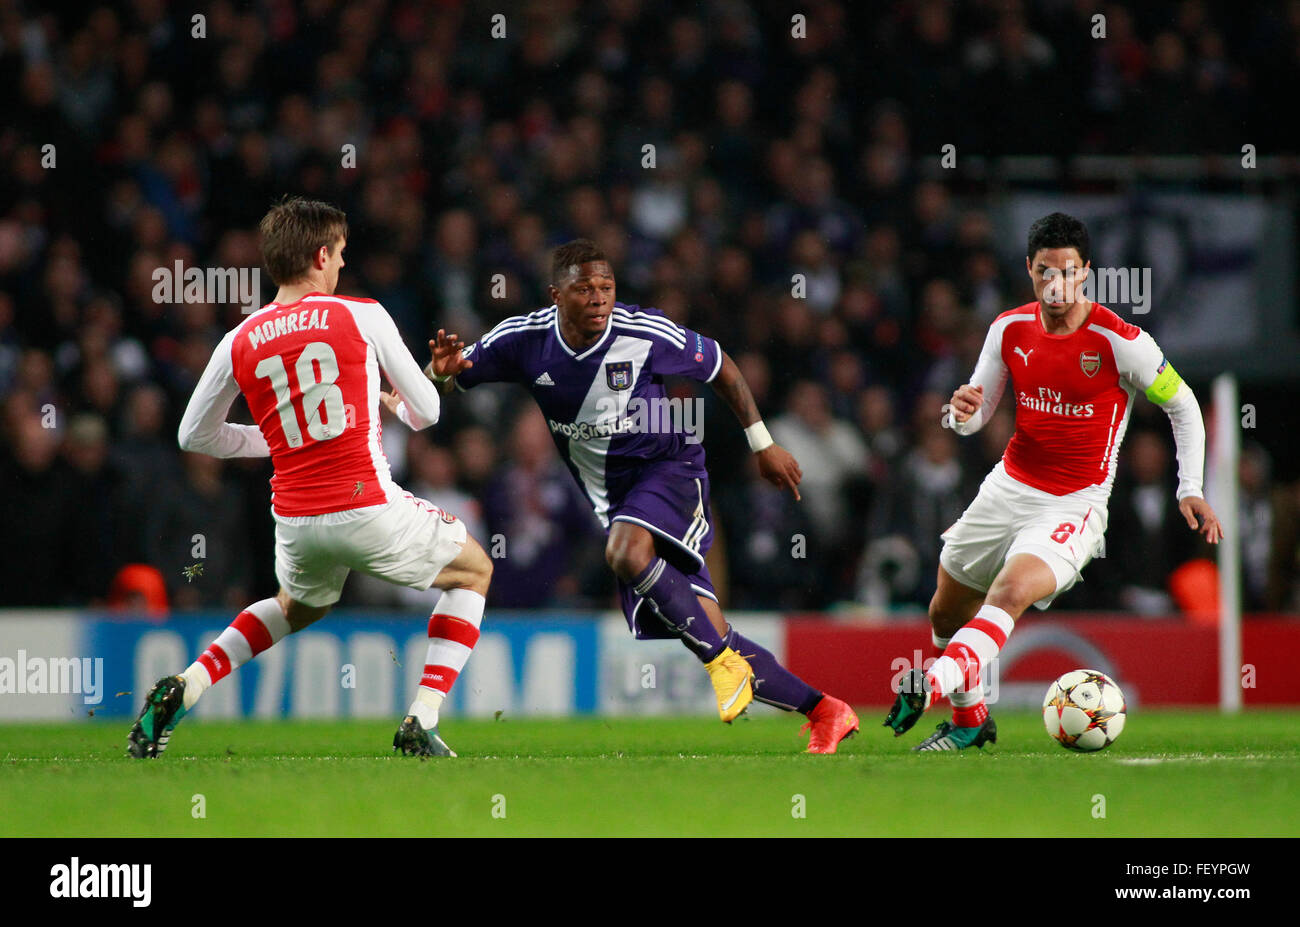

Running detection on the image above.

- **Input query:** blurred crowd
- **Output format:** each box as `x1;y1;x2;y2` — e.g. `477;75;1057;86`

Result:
2;0;1299;614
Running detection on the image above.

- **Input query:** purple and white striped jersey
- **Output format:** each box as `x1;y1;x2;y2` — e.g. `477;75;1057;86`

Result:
455;302;723;525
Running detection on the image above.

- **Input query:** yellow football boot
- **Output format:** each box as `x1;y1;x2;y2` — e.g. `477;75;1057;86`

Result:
704;646;755;722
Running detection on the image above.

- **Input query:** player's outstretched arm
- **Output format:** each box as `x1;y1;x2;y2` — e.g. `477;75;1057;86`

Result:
1122;334;1221;544
367;306;442;430
1159;382;1223;544
178;332;271;458
379;328;474;415
422;328;474;395
709;350;802;500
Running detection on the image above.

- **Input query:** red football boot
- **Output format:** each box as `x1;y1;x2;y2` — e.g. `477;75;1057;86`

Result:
801;694;860;754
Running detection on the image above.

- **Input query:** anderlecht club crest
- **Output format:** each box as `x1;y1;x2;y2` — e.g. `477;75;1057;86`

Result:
606;361;632;390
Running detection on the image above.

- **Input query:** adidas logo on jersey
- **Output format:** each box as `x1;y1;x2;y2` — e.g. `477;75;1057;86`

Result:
534;372;555;386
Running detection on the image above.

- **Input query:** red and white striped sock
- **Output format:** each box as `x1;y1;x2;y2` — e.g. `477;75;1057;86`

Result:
925;604;1014;701
181;598;290;709
949;688;990;727
407;589;485;729
937;627;988;725
926;630;952;706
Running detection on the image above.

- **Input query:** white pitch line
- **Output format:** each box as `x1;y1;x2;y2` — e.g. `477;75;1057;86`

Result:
1114;753;1292;765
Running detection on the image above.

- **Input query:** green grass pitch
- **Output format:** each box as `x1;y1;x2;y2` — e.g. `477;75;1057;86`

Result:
2;711;1297;837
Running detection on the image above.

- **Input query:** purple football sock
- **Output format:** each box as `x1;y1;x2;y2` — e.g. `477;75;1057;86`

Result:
631;557;726;663
726;629;823;714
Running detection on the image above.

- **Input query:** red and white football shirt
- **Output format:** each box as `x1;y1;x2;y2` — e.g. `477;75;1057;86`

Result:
178;293;441;516
953;302;1184;498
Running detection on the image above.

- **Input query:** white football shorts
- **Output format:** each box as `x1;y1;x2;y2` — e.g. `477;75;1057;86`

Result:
939;462;1108;609
273;491;469;607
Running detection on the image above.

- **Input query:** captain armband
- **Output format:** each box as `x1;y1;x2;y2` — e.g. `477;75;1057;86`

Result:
1144;358;1183;405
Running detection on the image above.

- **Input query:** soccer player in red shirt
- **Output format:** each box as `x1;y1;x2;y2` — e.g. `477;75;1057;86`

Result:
128;198;493;758
885;212;1223;750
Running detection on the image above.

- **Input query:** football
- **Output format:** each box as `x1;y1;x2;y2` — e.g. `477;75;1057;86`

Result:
1042;670;1127;752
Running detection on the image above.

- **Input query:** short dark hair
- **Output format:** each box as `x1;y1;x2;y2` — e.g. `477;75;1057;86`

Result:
1027;212;1090;265
551;239;608;283
259;196;349;286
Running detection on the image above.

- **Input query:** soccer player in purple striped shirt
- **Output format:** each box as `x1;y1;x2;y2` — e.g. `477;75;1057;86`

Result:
409;239;858;752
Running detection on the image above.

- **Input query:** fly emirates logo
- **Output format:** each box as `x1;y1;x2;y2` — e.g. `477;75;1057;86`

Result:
1018;386;1095;418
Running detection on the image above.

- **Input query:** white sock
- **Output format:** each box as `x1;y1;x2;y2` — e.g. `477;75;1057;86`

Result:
407;687;445;730
181;664;211;709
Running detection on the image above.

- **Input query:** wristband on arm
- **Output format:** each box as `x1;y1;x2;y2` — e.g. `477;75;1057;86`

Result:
745;421;773;453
